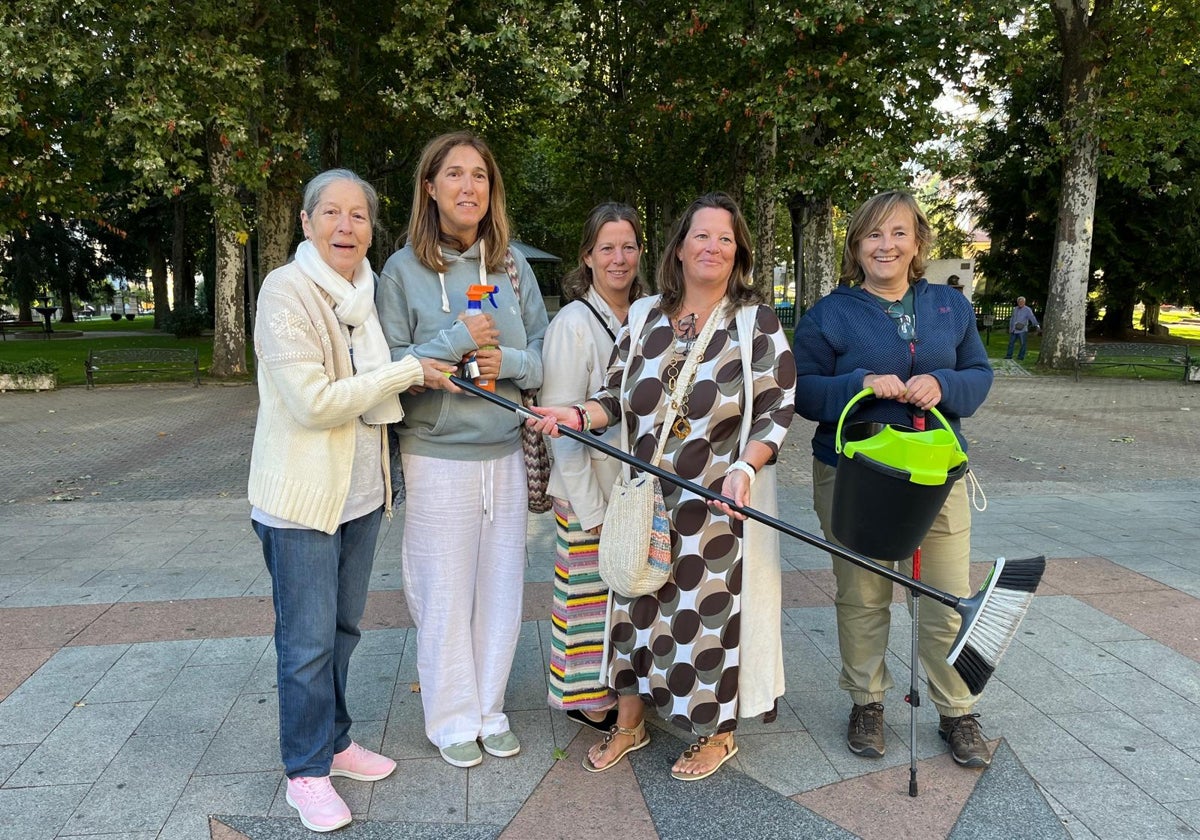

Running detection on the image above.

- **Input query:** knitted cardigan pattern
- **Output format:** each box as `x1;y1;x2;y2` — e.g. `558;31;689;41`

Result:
248;260;423;534
791;279;993;467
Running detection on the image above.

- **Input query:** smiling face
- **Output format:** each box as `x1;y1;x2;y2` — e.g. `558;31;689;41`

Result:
300;179;373;281
857;206;918;292
675;207;737;289
425;144;490;246
583;220;640;303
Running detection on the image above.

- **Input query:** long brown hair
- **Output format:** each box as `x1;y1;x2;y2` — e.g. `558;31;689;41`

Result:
656;192;762;316
408;131;510;274
839;190;934;287
559;202;646;305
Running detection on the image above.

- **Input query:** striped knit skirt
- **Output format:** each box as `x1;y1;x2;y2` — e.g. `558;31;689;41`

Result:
547;497;614;711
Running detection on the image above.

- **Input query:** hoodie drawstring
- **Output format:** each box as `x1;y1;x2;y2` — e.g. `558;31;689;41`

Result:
437;240;490;314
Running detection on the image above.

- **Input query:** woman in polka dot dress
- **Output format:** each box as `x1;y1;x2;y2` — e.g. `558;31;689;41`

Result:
530;192;796;781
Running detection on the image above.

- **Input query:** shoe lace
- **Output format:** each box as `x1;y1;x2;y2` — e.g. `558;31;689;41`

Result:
948;713;983;745
853;703;884;736
294;776;339;806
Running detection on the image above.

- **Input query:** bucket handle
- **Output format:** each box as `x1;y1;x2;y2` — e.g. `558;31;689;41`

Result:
834;387;958;454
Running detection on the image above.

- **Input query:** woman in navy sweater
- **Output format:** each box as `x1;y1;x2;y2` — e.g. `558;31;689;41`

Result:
792;190;994;768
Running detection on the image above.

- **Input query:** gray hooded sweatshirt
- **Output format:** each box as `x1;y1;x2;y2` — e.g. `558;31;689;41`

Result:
376;240;548;461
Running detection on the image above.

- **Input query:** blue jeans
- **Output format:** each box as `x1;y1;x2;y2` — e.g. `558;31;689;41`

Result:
1005;330;1028;360
253;508;382;778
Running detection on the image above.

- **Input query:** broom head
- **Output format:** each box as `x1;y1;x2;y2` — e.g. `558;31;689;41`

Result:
947;556;1046;694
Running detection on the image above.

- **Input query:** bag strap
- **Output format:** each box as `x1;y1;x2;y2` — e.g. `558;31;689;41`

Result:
616;296;655;480
736;305;756;451
576;296;617;341
504;249;520;293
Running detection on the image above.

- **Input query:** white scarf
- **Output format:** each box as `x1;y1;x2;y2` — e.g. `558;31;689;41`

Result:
294;240;403;425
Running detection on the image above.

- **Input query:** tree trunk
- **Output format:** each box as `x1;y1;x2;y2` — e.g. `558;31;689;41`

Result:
148;236;171;329
803;197;837;308
1041;0;1107;370
258;183;299;283
208;139;248;378
171;196;188;309
751;124;777;301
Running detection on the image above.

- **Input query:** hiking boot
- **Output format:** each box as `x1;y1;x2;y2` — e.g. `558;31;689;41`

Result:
285;776;352;833
939;713;992;767
847;703;885;757
330;741;396;781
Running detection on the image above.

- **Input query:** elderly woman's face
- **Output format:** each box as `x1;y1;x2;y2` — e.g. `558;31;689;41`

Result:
676;207;736;288
301;179;372;281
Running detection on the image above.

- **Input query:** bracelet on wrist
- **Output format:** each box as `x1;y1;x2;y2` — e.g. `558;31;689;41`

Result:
726;460;757;485
572;404;589;432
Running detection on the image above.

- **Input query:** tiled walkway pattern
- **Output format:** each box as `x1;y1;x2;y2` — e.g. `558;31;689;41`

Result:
0;377;1197;839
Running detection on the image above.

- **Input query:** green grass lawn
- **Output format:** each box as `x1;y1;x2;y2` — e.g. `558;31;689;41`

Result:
0;317;253;387
979;315;1199;382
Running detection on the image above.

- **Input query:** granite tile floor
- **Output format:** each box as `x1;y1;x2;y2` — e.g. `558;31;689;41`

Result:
0;376;1197;840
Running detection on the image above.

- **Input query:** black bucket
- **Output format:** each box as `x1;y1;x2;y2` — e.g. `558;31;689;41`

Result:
830;391;968;562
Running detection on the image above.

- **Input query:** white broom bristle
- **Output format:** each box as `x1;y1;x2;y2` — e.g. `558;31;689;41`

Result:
948;556;1046;694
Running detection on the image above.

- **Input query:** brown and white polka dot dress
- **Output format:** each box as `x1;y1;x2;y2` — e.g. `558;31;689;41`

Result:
595;303;796;738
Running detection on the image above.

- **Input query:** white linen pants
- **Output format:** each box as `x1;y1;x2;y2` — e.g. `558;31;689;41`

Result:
401;450;528;748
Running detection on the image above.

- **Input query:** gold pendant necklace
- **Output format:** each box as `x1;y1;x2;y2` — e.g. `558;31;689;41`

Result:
672;416;692;439
664;354;693;439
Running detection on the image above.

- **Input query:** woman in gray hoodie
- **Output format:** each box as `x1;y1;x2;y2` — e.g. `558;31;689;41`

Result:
377;132;548;769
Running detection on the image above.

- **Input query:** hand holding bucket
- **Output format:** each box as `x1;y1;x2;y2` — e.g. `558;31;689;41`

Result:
830;388;968;562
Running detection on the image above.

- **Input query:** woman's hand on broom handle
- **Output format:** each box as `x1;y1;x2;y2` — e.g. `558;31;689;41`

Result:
527;400;608;438
525;406;573;437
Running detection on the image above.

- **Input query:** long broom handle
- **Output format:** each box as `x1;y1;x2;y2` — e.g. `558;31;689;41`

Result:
451;376;961;608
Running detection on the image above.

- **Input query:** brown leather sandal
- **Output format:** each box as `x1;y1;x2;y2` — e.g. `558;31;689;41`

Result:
670;734;738;781
582;720;649;773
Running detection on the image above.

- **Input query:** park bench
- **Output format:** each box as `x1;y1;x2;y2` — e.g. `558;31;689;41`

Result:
1074;342;1194;383
0;320;48;340
85;347;201;388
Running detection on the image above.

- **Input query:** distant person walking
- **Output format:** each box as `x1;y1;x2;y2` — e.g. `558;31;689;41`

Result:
1005;296;1040;361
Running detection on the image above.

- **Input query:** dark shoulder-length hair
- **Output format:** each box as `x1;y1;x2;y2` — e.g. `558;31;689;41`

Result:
839;190;934;287
559;202;647;305
407;131;510;274
657;192;763;316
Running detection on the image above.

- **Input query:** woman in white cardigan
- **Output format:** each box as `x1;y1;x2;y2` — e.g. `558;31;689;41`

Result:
541;203;646;731
248;169;458;833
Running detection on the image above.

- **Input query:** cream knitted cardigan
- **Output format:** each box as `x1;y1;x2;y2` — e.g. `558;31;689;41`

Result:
248;260;423;534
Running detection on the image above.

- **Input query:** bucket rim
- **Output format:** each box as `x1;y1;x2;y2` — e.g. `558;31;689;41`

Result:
834;387;963;460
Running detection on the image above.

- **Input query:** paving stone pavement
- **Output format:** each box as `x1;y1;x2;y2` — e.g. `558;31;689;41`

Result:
0;374;1197;840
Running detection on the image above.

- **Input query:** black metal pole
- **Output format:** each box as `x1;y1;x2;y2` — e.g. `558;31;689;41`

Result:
449;375;962;607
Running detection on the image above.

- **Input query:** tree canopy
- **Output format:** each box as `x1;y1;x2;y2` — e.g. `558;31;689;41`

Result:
2;1;1196;370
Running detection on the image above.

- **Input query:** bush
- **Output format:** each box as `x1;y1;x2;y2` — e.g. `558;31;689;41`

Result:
166;304;209;338
0;358;60;376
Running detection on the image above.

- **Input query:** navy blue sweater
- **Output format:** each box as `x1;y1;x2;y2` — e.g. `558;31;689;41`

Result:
792;279;993;467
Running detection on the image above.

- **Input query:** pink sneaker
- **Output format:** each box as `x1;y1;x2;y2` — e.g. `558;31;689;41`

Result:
285;776;352;833
330;741;397;782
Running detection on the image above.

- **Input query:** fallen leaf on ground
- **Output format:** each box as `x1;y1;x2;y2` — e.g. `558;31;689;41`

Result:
1110;436;1135;443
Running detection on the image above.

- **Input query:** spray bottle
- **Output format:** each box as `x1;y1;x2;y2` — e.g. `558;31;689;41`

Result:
465;284;499;391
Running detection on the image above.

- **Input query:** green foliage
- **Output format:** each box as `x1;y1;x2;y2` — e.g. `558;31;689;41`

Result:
0;357;59;376
164;303;209;338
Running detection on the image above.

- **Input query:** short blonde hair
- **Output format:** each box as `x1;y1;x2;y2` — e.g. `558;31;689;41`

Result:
839;191;934;287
